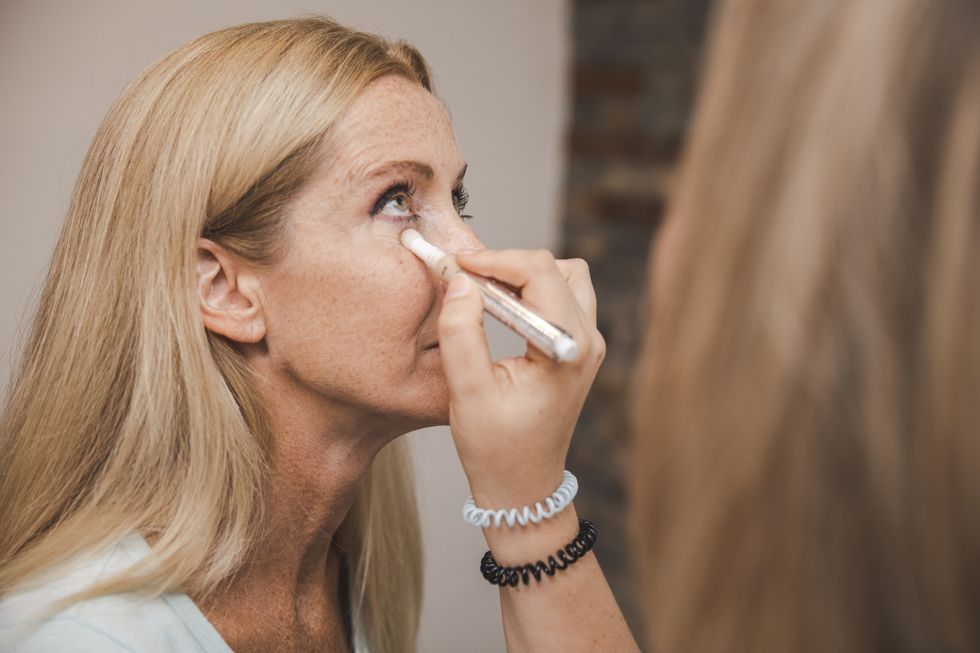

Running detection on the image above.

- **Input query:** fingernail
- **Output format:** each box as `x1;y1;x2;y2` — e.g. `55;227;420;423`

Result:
445;273;471;299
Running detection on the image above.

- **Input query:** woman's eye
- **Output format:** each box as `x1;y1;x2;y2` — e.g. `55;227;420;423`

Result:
382;194;412;216
371;185;418;222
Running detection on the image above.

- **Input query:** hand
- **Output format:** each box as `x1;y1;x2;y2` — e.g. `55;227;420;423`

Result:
436;249;605;510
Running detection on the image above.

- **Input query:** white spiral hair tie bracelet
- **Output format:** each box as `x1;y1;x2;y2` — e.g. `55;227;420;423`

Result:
462;470;578;528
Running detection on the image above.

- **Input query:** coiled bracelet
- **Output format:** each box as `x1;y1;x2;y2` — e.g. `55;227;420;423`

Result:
463;470;578;528
480;518;598;587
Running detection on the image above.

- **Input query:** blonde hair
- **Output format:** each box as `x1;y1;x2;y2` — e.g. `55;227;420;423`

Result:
632;0;980;651
0;17;428;652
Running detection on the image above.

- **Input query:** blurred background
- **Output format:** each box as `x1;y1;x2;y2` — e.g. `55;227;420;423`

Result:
0;1;713;650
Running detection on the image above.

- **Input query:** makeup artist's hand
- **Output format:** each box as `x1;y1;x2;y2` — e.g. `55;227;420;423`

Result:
438;251;639;653
436;249;605;511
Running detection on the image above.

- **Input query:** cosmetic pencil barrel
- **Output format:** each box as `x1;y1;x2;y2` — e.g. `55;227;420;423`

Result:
400;229;579;363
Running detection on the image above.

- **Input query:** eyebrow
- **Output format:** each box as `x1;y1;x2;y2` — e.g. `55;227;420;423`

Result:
361;160;468;185
364;159;433;182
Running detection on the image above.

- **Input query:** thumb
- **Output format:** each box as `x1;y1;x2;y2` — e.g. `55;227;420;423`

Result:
438;273;494;397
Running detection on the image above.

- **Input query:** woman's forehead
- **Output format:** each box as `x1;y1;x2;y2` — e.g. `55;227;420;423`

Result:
326;77;460;181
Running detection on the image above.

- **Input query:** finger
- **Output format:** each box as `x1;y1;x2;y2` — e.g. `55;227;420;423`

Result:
437;273;495;397
551;258;603;368
456;249;596;367
519;259;592;366
555;258;598;325
455;249;578;325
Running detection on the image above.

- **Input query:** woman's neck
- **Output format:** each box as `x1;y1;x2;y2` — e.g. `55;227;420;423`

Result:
196;375;395;653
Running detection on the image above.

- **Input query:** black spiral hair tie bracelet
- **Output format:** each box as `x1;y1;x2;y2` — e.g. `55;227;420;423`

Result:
480;519;598;587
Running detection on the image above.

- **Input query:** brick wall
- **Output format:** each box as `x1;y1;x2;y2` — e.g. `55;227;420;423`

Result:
561;0;715;640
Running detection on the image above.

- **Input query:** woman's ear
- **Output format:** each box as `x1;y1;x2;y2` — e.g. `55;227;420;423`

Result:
196;239;266;344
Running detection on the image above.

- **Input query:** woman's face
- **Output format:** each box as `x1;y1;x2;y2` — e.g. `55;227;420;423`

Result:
255;75;481;431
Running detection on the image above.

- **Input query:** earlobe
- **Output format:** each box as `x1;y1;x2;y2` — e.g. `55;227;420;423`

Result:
196;239;266;344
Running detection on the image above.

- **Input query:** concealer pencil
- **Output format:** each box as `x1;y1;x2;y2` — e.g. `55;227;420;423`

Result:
400;228;579;363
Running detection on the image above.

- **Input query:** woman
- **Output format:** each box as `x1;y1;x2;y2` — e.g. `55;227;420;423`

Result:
0;17;637;653
633;0;980;651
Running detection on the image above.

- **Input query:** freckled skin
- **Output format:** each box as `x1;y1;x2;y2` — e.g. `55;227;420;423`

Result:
257;76;482;430
198;76;483;653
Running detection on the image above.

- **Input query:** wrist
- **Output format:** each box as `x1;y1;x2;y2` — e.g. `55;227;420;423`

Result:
480;502;581;567
468;467;566;511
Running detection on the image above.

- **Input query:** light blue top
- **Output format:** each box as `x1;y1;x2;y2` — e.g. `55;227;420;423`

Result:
0;536;234;652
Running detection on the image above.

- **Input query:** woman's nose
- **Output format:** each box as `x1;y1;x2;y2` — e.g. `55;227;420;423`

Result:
424;213;484;254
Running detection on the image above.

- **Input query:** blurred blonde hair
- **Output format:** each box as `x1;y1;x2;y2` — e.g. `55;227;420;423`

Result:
632;0;980;651
0;17;427;653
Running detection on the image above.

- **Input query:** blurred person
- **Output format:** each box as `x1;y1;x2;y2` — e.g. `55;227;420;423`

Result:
633;0;980;651
0;17;639;653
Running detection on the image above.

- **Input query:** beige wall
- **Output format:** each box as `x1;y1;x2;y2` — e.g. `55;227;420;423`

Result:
0;1;569;651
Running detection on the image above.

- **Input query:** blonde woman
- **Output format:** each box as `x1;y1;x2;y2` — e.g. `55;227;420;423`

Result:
633;0;980;651
0;17;637;653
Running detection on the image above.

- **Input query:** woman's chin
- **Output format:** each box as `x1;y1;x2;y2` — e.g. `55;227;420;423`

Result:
405;397;451;430
390;378;451;431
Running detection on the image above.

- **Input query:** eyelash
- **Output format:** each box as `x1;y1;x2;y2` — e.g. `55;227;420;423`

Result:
369;180;474;221
454;186;472;220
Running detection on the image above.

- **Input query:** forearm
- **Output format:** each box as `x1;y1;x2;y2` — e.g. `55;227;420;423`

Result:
479;504;640;653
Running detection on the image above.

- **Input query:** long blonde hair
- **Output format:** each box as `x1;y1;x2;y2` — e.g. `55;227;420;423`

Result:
0;17;426;652
632;0;980;651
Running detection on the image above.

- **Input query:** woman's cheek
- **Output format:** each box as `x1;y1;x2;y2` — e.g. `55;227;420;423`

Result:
393;244;441;309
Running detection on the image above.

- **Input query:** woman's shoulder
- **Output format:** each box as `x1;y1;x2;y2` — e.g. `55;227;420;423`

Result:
1;616;133;651
0;536;232;652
